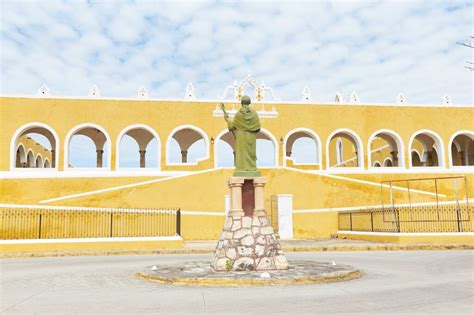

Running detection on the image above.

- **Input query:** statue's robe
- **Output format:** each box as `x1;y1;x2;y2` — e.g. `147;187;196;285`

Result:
228;106;261;172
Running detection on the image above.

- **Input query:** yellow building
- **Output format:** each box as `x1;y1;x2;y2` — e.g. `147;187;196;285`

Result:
1;77;473;250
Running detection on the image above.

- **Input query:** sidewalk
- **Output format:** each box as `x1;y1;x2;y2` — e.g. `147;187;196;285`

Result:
2;238;472;259
184;239;474;252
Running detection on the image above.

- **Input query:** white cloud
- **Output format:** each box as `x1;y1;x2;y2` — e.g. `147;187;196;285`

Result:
0;0;472;104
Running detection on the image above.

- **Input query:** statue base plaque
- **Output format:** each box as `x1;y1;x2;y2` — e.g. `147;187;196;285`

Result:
211;177;289;271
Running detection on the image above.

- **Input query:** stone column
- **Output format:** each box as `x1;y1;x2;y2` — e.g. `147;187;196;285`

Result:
181;150;188;163
390;151;398;166
96;149;104;168
51;149;56;168
457;151;465;166
228;177;245;217
426;151;434;166
139;150;146;168
253;177;267;217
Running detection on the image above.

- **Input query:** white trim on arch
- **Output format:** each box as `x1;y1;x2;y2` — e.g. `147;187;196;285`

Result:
367;129;405;169
115;124;161;170
64;123;112;170
283;127;322;166
448;129;474;168
325;128;364;169
165;124;210;165
383;157;393;167
35;153;44;168
411;149;422;159
408;129;446;168
26;149;35;168
15;143;27;166
43;157;51;168
9;122;60;171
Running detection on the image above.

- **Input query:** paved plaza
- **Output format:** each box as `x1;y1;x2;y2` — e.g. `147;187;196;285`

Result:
1;250;473;314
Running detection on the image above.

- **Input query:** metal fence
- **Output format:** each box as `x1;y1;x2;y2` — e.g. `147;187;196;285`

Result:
339;176;473;233
339;203;473;233
0;206;181;240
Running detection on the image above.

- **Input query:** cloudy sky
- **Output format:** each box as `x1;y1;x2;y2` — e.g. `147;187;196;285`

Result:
1;0;473;105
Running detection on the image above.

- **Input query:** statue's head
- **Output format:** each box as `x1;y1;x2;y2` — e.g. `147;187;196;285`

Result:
241;95;251;106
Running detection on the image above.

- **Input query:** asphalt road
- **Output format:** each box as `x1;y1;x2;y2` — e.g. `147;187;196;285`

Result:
1;250;473;314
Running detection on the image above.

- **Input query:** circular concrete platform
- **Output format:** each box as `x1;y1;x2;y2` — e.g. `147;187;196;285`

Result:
136;260;361;286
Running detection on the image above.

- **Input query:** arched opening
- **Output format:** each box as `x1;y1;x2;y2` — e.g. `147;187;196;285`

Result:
35;155;43;168
336;139;343;164
373;161;381;167
15;144;26;168
117;125;160;169
44;158;51;168
284;128;320;166
327;129;363;168
409;130;444;167
66;124;110;168
383;158;393;167
167;125;208;164
215;130;235;167
450;131;474;166
368;130;403;168
11;123;58;169
411;150;422;166
215;128;278;168
26;150;34;168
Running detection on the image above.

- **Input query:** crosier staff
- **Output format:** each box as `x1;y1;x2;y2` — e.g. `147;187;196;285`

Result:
220;102;236;139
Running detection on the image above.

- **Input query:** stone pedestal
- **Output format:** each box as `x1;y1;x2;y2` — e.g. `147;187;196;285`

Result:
211;177;289;271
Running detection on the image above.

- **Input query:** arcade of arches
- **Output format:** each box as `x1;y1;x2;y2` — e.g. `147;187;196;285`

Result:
10;123;474;171
1;97;472;173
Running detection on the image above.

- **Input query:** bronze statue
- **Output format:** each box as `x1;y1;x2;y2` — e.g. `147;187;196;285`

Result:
221;95;261;177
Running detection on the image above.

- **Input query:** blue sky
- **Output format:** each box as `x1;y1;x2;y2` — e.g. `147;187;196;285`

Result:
2;0;473;167
1;0;473;104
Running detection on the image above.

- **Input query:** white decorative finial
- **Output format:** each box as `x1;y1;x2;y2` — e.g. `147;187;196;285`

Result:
219;74;280;101
397;93;406;104
89;84;100;97
185;82;196;99
302;86;311;102
349;91;359;104
335;92;343;103
441;95;451;105
137;87;148;98
37;84;50;96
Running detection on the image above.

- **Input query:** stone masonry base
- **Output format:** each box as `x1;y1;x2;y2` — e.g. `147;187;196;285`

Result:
211;214;288;271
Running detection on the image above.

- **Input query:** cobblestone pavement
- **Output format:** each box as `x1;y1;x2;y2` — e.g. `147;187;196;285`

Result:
1;251;473;314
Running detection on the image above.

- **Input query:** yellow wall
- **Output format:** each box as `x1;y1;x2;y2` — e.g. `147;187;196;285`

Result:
3;168;472;240
293;212;339;239
1;96;473;242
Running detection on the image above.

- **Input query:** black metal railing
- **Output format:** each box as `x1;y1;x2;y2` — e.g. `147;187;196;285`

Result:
339;203;473;233
0;206;181;240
